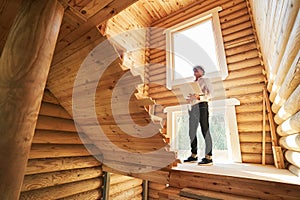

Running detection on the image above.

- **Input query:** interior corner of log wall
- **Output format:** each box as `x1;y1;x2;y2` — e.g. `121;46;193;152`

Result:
20;89;104;200
249;0;300;171
146;0;273;165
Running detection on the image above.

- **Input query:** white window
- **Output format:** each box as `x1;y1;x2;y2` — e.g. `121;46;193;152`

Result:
165;7;228;89
164;99;242;163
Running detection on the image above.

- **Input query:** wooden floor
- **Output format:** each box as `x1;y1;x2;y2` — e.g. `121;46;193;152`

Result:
174;162;300;185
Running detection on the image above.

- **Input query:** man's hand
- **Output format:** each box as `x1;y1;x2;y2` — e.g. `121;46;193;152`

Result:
186;94;198;103
186;93;205;103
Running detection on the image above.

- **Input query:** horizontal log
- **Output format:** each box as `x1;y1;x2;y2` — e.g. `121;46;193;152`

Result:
95;112;152;126
60;189;102;200
236;102;262;113
220;7;248;24
154;96;182;106
219;0;247;17
237;112;263;122
147;89;179;99
279;133;300;151
68;75;140;101
148;50;165;61
180;187;256;200
147;78;166;87
221;14;250;30
103;165;170;184
25;156;101;175
226;83;264;97
149;182;167;190
224;35;255;49
48;54;121;96
78;132;164;146
226;49;259;64
39;102;71;119
223;28;253;43
158;187;193;200
240;142;272;154
147;47;165;58
110;179;142;195
110;185;142;200
149;72;166;83
147;62;165;72
230;92;263;104
110;173;135;185
288;164;300;177
169;167;300;199
100;149;175;169
33;130;86;144
22;167;102;192
36;115;77;132
223;74;264;88
222;21;252;36
274;85;300;124
20;178;102;200
242;153;273;164
148;84;169;95
227;57;261;71
52;27;105;66
148;189;159;199
225;42;257;57
125;195;142;200
238;121;270;132
285;150;300;168
239;132;271;143
150;55;166;65
29;144;93;159
90;124;163;139
277;111;300;136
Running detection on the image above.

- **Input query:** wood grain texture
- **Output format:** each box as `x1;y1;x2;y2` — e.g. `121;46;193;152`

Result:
20;178;102;200
22;167;102;192
0;1;64;199
0;0;22;54
169;170;300;199
25;156;101;175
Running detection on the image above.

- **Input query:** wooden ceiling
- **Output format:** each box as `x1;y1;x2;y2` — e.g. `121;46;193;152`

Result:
0;0;201;58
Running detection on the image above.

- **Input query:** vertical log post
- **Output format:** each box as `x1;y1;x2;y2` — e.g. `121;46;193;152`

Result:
0;0;64;199
262;88;266;165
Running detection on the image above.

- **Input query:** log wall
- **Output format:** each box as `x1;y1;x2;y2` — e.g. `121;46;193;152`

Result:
250;0;300;175
47;0;175;179
148;182;167;200
104;0;199;79
109;173;143;200
161;169;300;200
20;90;103;199
145;0;272;164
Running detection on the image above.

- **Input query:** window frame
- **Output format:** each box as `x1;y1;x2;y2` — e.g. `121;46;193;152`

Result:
164;98;242;163
164;7;228;89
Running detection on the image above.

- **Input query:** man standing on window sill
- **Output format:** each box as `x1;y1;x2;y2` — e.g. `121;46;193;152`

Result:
184;65;213;166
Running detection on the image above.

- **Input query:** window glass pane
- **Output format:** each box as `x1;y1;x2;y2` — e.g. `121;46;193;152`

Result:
175;111;228;161
173;19;219;80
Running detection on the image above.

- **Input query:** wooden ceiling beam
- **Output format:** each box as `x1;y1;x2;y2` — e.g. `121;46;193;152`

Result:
55;0;138;54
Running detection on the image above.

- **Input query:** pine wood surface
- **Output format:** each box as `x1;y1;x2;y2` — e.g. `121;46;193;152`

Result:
145;0;270;165
0;1;64;199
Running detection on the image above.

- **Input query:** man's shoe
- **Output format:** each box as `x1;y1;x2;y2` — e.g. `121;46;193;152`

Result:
198;157;213;166
184;155;198;163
